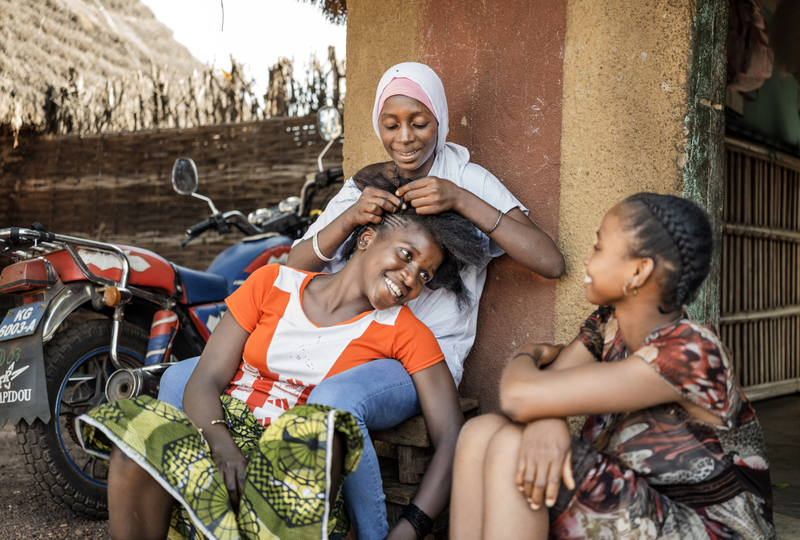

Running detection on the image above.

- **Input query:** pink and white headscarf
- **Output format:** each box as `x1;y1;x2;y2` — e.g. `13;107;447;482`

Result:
371;62;471;176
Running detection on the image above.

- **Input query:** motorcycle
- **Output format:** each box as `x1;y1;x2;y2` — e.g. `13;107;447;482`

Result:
0;107;343;519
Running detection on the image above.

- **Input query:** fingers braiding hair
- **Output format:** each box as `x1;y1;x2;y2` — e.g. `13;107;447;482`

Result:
341;169;485;310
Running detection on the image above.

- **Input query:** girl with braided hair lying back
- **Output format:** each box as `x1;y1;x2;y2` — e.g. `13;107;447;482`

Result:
75;207;484;540
451;193;775;540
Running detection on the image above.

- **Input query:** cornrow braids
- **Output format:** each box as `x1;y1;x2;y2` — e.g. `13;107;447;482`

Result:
341;170;485;310
620;193;713;313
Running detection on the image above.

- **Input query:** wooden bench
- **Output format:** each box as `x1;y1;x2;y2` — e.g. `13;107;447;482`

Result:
343;397;479;540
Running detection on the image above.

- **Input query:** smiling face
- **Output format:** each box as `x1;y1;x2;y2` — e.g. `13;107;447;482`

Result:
357;223;443;311
378;95;438;178
582;207;642;306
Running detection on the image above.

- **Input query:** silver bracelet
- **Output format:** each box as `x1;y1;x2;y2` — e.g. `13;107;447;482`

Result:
487;209;503;235
312;231;336;262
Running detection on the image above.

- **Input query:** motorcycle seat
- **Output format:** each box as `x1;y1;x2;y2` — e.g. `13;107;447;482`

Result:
175;266;229;305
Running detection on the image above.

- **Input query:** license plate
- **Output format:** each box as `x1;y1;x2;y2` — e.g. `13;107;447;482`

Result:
0;301;49;342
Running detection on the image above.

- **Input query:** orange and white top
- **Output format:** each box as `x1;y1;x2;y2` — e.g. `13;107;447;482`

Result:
224;264;444;426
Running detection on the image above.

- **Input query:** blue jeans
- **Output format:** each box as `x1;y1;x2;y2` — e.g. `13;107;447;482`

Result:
157;355;199;411
157;357;421;540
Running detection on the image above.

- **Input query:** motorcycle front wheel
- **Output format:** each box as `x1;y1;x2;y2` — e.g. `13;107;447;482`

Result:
16;319;147;519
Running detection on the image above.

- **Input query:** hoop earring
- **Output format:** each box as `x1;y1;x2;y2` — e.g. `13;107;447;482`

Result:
622;279;638;298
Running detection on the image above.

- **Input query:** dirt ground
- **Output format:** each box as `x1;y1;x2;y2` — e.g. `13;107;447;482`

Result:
0;422;110;539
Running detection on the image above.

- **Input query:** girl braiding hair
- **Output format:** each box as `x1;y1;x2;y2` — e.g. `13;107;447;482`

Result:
451;193;774;540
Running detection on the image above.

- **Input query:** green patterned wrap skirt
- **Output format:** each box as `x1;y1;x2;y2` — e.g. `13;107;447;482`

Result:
76;395;363;540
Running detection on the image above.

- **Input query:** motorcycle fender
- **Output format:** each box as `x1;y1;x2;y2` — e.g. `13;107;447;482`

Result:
41;282;93;344
0;321;51;425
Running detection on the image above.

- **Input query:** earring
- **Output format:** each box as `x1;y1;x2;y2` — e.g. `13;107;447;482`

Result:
622;278;638;298
393;162;397;174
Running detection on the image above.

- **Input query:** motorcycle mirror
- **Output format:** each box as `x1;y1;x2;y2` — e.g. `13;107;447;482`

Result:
317;107;342;142
172;158;199;195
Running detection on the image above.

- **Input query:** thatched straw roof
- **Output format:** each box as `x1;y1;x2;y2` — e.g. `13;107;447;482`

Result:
0;0;204;135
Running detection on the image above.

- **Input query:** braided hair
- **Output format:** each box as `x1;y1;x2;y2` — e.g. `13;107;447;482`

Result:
620;193;713;313
340;169;485;310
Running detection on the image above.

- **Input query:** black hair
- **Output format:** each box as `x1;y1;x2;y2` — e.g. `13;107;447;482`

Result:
341;169;484;310
620;193;713;313
352;164;413;193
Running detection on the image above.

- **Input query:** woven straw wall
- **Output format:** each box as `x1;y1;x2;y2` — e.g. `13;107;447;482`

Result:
0;115;343;270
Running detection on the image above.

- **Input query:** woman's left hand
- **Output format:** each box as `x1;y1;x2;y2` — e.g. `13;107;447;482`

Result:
395;176;465;214
515;418;575;511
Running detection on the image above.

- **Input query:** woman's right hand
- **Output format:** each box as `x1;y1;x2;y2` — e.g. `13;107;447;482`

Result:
345;186;406;228
212;441;248;507
515;418;575;511
183;313;252;507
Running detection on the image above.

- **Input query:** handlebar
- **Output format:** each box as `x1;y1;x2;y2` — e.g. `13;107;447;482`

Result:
185;217;216;238
182;166;345;245
315;167;344;188
183;210;266;246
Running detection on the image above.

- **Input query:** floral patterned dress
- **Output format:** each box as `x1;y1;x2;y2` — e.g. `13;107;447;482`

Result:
549;306;774;540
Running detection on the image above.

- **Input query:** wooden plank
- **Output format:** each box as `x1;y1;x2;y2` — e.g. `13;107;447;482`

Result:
683;0;727;327
374;440;397;459
726;136;800;173
724;223;800;244
382;477;419;506
721;305;800;323
372;398;479;447
744;378;800;402
397;445;434;484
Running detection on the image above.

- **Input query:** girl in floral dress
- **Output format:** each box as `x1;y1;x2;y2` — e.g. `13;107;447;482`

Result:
451;193;774;540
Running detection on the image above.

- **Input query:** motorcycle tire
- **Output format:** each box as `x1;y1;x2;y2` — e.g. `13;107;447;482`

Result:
15;319;148;519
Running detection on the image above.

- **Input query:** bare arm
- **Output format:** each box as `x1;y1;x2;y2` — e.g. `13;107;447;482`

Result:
286;211;356;272
386;361;464;540
460;198;565;279
499;343;682;423
287;186;404;272
183;312;250;505
397;179;565;279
